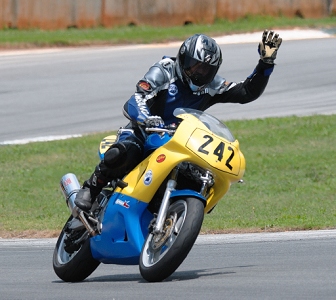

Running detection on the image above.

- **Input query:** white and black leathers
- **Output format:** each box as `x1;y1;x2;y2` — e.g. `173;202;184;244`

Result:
123;56;274;126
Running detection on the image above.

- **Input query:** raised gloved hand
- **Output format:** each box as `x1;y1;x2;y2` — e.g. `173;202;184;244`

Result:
258;30;282;64
144;115;165;128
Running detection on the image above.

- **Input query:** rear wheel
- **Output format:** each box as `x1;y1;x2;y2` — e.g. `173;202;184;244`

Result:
139;197;204;282
52;217;100;282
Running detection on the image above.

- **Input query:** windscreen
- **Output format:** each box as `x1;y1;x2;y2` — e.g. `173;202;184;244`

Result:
173;108;235;142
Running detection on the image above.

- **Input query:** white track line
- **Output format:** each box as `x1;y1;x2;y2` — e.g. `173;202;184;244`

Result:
1;229;336;246
0;134;82;145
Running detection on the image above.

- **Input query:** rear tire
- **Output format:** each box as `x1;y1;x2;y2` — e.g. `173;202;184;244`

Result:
53;217;100;282
139;197;204;282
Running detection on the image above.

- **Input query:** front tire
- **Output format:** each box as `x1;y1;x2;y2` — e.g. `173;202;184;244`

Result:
139;197;204;282
53;217;100;282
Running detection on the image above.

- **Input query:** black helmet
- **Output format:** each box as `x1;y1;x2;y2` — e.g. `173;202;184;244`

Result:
176;34;222;92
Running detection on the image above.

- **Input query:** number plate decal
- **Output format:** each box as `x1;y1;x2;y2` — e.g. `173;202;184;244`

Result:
186;129;240;175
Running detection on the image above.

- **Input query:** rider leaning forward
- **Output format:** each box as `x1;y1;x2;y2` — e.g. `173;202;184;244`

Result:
75;30;282;211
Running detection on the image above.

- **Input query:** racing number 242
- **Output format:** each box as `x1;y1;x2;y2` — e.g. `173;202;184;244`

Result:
197;135;234;170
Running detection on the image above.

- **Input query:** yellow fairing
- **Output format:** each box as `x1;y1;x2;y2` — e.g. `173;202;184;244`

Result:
99;135;117;156
112;113;245;214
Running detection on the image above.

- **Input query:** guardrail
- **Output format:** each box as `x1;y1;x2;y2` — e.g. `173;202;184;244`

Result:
0;0;335;30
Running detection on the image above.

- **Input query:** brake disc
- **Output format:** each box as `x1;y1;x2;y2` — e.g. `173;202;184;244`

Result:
150;213;177;251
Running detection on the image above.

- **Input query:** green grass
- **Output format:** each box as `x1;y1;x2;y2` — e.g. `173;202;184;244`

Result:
203;115;336;233
0;15;335;48
1;115;335;236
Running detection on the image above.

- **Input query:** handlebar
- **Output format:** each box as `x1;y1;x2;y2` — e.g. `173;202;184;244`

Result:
145;127;175;135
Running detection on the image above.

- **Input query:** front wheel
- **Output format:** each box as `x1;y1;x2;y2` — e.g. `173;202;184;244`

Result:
139;197;204;282
53;216;100;282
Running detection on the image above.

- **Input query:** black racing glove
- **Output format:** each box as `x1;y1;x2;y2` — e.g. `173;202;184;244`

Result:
144;115;165;128
258;30;282;64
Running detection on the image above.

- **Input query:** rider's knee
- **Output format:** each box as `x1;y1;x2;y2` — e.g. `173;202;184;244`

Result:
103;143;127;168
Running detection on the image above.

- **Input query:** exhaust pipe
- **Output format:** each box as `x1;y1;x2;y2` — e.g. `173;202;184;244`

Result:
60;173;97;236
60;173;80;216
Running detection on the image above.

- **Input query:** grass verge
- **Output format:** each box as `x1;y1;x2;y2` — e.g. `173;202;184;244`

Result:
1;114;335;238
0;15;335;48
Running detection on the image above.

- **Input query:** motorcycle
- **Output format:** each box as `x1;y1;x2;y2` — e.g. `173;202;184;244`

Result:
53;107;245;282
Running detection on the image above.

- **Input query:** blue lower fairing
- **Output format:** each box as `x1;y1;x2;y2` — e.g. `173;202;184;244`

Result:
90;193;153;265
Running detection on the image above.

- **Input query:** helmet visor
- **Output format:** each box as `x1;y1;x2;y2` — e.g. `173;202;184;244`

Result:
182;56;218;87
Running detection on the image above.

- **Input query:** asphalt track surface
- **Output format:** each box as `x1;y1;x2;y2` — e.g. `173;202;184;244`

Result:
1;230;336;300
0;29;335;144
0;30;335;299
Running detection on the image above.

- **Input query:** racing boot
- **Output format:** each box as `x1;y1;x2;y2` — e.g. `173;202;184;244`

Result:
74;185;92;212
74;169;108;212
74;144;126;211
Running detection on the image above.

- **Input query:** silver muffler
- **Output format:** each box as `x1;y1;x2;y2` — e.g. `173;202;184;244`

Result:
60;173;97;236
60;173;81;216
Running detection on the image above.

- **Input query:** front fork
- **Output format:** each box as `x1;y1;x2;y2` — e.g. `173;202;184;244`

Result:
152;168;178;234
152;166;215;234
